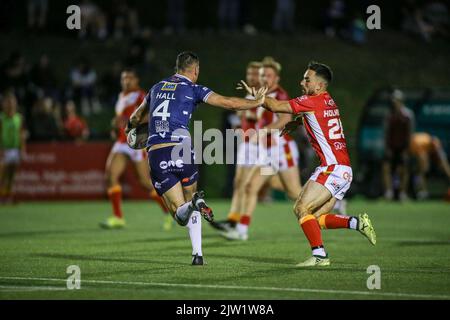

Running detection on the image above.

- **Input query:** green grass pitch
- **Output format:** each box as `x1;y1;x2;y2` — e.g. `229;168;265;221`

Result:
0;199;449;299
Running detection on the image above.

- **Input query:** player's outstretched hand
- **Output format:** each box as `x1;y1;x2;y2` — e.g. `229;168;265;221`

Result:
254;86;268;104
236;80;256;97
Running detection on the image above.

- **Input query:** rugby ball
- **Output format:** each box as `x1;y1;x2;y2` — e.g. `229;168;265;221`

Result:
127;122;149;150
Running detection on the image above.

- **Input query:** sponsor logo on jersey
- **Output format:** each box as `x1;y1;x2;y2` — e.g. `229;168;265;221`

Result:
161;82;178;91
160;160;184;170
343;171;352;182
334;141;347;150
325;98;336;108
330;180;341;191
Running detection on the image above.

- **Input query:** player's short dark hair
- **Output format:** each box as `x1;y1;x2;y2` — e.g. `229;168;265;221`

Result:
307;61;333;84
176;51;199;72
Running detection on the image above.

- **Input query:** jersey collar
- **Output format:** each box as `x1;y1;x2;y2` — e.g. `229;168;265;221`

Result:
174;73;193;83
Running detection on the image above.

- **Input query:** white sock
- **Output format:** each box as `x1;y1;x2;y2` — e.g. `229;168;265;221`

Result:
193;197;206;208
312;247;326;258
349;217;358;230
187;211;202;256
175;202;193;222
236;223;248;235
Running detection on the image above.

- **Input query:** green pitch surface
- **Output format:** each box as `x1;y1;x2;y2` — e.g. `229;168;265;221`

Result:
0;200;449;300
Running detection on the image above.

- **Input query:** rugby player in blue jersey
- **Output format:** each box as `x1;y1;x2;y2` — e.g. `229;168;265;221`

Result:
126;52;267;265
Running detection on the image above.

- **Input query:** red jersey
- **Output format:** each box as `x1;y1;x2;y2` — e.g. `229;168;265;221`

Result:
64;115;87;139
257;86;293;147
115;89;146;143
289;92;350;167
240;94;258;142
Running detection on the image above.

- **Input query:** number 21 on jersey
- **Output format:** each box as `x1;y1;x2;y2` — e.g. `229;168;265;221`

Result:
328;118;345;140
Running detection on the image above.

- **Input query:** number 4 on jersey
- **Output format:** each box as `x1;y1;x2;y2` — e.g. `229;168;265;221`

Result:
328;118;345;140
153;100;171;121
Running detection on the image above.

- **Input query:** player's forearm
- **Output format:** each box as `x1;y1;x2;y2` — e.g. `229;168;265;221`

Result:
263;97;292;114
129;104;148;127
262;96;276;112
225;97;261;110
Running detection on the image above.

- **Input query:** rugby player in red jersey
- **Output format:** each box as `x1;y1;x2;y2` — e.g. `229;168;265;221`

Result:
242;61;376;266
100;69;168;229
221;57;302;241
209;61;262;231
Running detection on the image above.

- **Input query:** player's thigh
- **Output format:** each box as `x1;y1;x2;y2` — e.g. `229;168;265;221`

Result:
417;152;429;173
293;180;332;219
269;174;284;192
162;182;187;214
244;166;271;195
233;165;245;187
106;152;128;179
312;197;337;218
182;182;197;201
235;166;253;191
278;166;302;200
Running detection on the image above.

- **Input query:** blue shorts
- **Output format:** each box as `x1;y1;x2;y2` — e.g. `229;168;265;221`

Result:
148;145;198;196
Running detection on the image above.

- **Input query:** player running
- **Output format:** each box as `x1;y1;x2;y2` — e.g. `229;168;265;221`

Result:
0;90;26;204
221;57;302;241
126;51;267;265
100;69;168;229
209;60;262;232
242;61;376;267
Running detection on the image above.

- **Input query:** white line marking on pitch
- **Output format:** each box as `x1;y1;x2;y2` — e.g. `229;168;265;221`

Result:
0;284;66;292
0;276;449;299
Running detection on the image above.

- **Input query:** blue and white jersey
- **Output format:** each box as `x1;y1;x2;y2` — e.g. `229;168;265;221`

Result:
146;74;213;147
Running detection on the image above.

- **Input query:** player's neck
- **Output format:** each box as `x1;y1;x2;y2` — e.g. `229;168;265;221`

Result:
311;89;327;96
122;87;139;94
268;84;279;93
176;72;195;83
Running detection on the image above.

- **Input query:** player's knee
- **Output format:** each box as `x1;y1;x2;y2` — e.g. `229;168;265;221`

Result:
287;188;300;201
104;171;113;185
244;180;258;196
233;176;242;189
293;202;311;220
168;203;178;215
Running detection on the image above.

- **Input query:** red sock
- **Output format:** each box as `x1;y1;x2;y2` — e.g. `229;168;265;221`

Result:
300;215;323;248
108;185;123;219
150;190;169;213
239;215;251;226
318;214;350;229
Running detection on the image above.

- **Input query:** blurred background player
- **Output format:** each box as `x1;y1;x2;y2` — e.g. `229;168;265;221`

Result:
221;57;302;241
209;60;262;231
382;89;415;201
100;69;168;229
250;61;376;266
410;132;450;200
127;51;267;265
0;90;26;204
